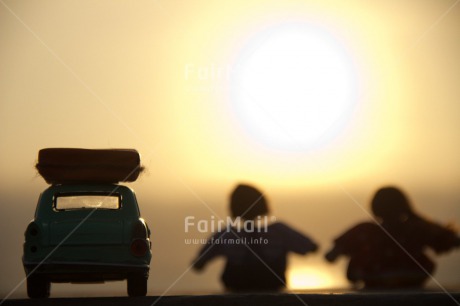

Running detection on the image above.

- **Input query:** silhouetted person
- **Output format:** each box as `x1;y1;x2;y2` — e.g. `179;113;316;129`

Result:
192;184;318;292
325;186;460;289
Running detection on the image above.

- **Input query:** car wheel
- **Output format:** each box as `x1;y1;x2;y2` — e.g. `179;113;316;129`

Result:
127;274;147;297
27;275;50;298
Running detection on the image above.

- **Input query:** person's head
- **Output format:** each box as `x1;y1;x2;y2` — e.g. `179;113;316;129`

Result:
230;184;269;220
371;186;415;223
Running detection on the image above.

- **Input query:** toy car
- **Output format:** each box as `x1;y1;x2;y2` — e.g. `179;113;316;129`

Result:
23;149;151;298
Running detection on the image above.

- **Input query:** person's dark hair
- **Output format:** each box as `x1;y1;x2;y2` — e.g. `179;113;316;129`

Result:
230;184;269;220
371;186;416;222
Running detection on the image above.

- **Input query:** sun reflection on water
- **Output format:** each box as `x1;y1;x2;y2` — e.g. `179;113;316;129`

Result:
288;266;339;290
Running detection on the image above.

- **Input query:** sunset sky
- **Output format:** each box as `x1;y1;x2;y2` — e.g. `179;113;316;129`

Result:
1;0;460;298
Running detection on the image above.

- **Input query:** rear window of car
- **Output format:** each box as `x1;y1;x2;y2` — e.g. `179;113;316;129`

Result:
55;194;120;210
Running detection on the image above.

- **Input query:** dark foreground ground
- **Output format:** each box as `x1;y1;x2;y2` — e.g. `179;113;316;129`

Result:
3;292;460;306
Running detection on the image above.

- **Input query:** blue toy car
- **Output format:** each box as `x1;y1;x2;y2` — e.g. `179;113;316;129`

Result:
23;149;151;298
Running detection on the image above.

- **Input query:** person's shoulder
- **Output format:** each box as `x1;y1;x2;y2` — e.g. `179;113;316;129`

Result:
410;217;457;239
268;221;305;235
352;222;380;230
268;221;290;230
342;221;381;236
211;227;235;239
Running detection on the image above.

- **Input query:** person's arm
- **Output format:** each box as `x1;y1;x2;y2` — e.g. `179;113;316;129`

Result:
422;220;460;254
192;242;214;271
277;223;318;254
324;245;341;262
192;231;229;271
324;222;376;263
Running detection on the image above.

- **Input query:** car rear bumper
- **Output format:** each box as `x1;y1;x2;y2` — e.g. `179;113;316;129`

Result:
23;262;149;283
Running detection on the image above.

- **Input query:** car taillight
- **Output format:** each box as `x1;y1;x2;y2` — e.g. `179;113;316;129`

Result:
26;222;40;239
132;220;148;239
130;239;148;257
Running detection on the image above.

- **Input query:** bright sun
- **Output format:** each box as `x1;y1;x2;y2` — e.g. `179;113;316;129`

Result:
232;24;357;151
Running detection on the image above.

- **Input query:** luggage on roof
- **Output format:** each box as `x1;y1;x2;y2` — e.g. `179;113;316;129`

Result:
36;148;142;184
